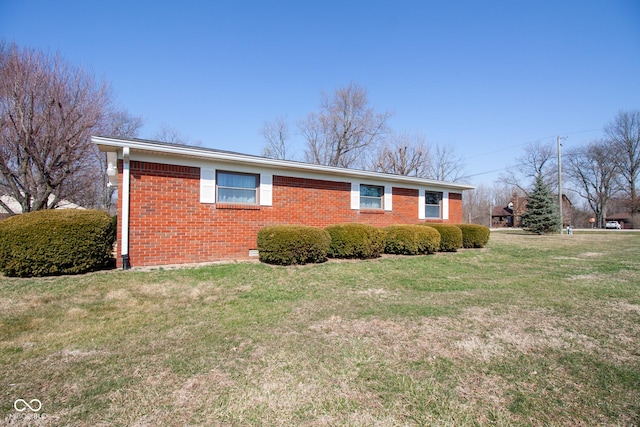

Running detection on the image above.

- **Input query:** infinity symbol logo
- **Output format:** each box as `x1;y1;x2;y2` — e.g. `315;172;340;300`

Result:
14;398;42;412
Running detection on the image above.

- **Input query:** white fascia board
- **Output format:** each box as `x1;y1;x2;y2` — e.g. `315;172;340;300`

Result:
92;136;476;192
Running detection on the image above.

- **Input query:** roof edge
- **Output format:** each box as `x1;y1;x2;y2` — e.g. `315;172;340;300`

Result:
92;136;476;191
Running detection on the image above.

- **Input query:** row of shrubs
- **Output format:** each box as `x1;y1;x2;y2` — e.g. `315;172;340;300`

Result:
257;223;490;265
0;209;490;275
0;210;116;277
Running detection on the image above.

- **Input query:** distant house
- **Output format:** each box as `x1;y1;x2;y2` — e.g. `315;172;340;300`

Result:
491;194;572;228
94;136;476;269
491;195;527;228
605;212;633;229
0;195;84;219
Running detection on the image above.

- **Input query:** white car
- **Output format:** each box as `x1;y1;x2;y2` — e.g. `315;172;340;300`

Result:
605;221;621;229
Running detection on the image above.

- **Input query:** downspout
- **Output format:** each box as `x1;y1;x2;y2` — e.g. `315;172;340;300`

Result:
121;147;131;270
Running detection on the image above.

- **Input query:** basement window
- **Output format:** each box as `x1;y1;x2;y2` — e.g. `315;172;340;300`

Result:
217;171;259;204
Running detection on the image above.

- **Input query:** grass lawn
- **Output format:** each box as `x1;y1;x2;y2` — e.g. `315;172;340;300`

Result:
1;231;639;426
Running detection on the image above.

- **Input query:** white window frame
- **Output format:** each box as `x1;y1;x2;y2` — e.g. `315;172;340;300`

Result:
216;170;259;205
360;184;384;210
424;191;443;219
200;168;272;206
351;182;392;211
420;190;449;220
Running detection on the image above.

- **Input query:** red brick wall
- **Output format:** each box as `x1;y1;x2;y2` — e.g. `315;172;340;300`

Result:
117;161;465;267
448;192;463;223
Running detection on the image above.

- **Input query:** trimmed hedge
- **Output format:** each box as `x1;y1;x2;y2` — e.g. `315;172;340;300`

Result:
456;224;491;248
257;225;330;265
0;209;116;277
384;225;441;255
422;223;463;252
325;223;386;259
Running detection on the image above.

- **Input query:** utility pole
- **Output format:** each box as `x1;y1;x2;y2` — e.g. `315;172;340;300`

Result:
557;135;567;234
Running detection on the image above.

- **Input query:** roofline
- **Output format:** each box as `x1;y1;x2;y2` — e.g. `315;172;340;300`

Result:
92;136;476;191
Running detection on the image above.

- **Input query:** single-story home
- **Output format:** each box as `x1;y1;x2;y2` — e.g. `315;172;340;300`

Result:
605;212;633;229
94;136;476;268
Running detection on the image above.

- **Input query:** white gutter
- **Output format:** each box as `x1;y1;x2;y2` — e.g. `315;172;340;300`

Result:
121;146;131;269
92;136;476;192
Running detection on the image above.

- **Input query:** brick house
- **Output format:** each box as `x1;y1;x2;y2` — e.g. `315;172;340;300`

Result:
491;193;573;228
491;195;528;228
94;137;475;268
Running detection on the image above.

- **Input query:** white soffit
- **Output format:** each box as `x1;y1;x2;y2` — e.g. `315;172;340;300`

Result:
92;136;476;192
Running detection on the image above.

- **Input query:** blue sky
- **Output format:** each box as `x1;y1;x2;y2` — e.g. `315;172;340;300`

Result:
1;0;639;185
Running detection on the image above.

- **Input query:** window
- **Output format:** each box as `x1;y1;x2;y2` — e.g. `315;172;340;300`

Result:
425;191;442;218
217;171;258;204
360;184;384;209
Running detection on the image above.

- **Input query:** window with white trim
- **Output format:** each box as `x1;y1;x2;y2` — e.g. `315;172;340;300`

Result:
425;191;443;218
360;184;384;209
217;171;259;204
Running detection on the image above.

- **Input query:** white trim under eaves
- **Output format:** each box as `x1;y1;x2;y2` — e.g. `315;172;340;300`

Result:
92;136;476;192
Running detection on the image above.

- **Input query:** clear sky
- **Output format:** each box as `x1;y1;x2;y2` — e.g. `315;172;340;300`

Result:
1;0;639;186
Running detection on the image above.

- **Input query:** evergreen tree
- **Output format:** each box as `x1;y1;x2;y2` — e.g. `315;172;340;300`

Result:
521;175;561;234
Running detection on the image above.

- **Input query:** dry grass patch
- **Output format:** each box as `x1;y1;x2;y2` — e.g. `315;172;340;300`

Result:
1;232;639;426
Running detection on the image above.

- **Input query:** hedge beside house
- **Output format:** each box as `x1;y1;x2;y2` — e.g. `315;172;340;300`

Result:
325;223;386;259
0;209;116;277
384;225;441;255
456;224;491;248
257;225;331;265
422;223;463;252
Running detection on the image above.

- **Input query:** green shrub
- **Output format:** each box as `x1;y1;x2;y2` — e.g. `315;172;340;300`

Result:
325;223;386;259
456;224;491;248
257;225;330;265
384;225;441;255
422;223;463;252
0;209;116;277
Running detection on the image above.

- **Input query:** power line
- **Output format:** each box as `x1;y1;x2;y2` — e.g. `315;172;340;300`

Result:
461;128;603;162
459;168;507;180
458;128;604;181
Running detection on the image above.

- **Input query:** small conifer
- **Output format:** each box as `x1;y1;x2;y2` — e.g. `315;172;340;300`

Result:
521;176;561;234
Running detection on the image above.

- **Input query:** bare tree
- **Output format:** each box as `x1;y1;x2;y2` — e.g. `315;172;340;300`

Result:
462;183;492;226
0;42;112;214
463;182;515;226
154;124;191;145
95;109;143;212
369;132;430;176
301;83;391;169
260;116;291;160
499;140;556;196
427;143;466;182
605;110;640;221
565;140;621;228
107;109;144;139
